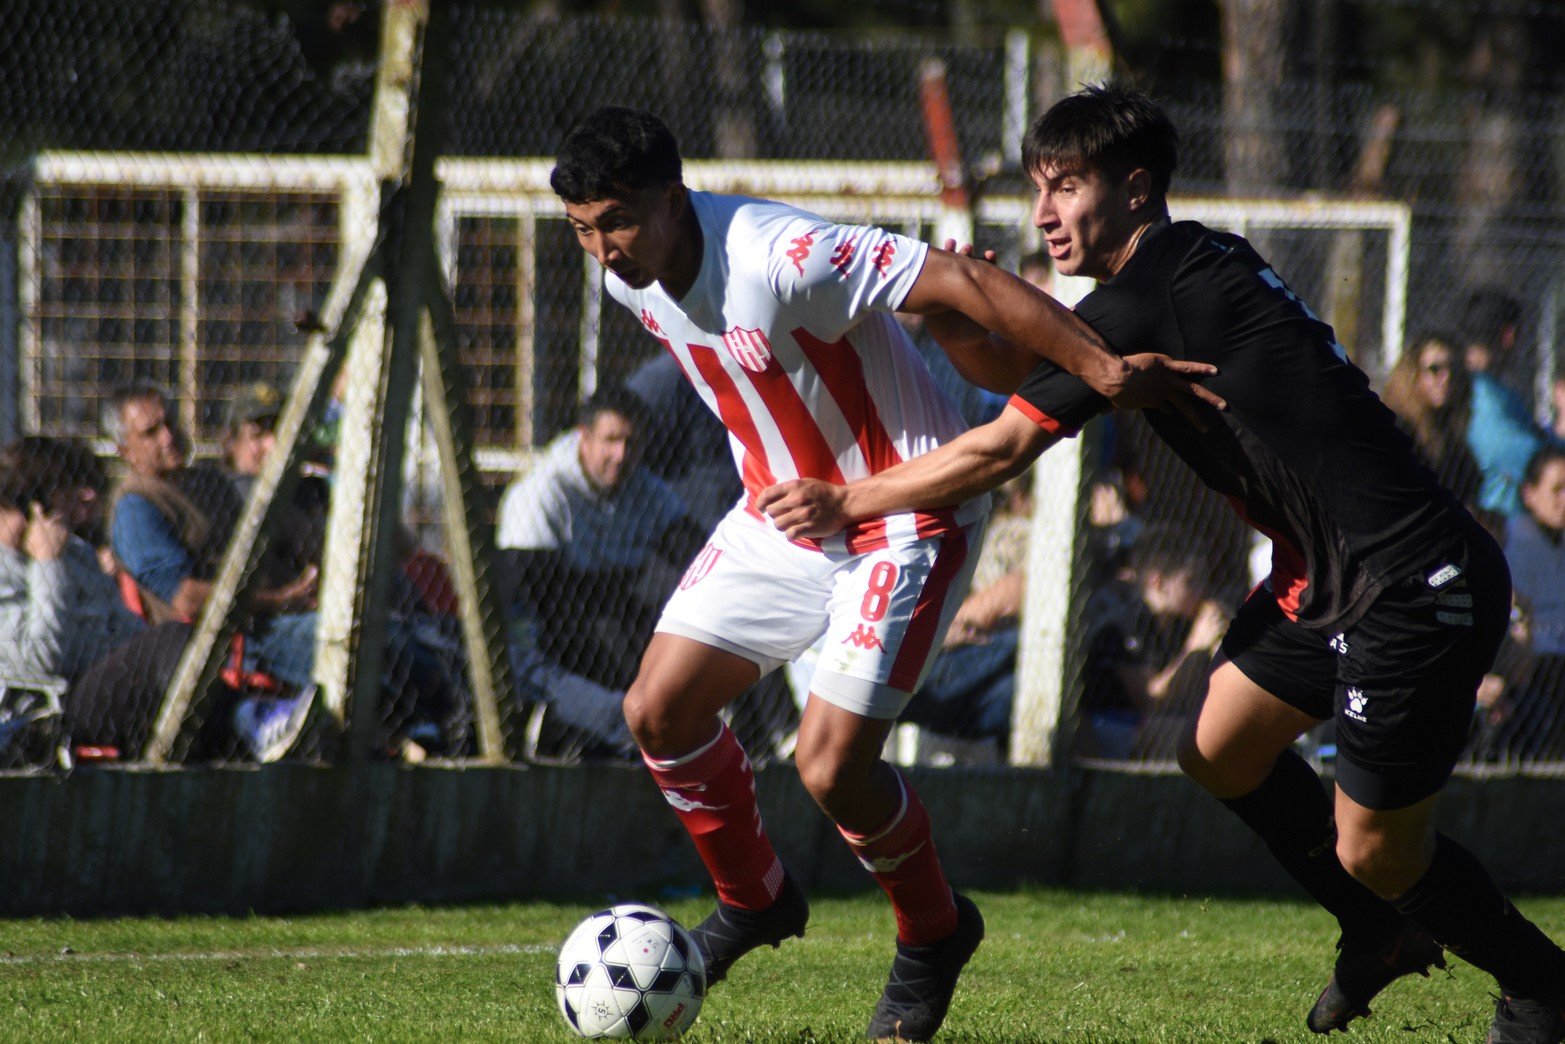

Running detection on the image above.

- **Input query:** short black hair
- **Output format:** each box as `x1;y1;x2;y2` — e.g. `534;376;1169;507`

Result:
578;382;649;433
1461;288;1522;348
0;435;105;511
550;107;683;204
1022;84;1179;204
1523;444;1565;490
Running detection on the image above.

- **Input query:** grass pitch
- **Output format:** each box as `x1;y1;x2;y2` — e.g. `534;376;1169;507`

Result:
3;889;1559;1042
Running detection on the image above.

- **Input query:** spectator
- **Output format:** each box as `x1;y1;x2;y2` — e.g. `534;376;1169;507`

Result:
898;475;1031;752
1085;467;1145;589
497;384;706;758
221;380;283;502
94;385;318;760
1078;527;1228;760
0;437;143;682
1495;446;1565;761
1380;334;1484;511
625;353;742;532
1461;288;1545;520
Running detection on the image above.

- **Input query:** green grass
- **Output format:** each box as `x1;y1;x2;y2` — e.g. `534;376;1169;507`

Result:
2;890;1560;1042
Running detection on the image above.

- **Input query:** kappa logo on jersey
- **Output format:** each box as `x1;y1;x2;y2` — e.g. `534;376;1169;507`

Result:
1345;687;1369;722
679;545;723;590
842;624;885;651
721;326;774;373
639;309;663;335
871;239;896;276
785;232;815;275
829;239;855;277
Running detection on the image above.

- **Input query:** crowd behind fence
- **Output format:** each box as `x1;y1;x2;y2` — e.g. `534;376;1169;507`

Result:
1;5;1563;774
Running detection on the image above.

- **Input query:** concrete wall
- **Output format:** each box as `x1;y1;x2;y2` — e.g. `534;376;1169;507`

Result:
2;763;1562;916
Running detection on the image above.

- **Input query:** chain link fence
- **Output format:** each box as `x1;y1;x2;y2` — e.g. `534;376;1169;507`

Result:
0;1;1562;774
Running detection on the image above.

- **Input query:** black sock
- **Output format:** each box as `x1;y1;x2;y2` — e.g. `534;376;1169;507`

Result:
1219;749;1400;943
1393;834;1565;1001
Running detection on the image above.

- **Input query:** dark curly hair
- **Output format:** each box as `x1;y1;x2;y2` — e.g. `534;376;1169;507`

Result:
550;107;682;205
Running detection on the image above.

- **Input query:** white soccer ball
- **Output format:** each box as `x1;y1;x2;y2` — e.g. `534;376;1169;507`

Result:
555;903;706;1039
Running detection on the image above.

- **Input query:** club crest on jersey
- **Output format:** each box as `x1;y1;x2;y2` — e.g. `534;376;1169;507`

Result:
721;326;774;373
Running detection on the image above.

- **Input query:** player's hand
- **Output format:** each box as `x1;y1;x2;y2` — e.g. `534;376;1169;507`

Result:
1101;353;1225;428
23;502;69;562
756;479;851;541
942;239;998;264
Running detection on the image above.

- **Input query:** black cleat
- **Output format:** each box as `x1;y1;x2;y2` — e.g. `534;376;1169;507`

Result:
689;870;809;985
1486;992;1565;1044
1307;921;1447;1033
866;892;985;1043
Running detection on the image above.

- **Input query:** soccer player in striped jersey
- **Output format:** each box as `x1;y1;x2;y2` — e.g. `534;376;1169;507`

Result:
550;106;1218;1042
758;86;1565;1044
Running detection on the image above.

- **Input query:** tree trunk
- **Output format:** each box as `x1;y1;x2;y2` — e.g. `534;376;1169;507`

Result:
1219;0;1296;195
1455;14;1531;282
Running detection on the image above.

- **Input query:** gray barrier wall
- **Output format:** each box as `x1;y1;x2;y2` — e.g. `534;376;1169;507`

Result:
3;764;1562;917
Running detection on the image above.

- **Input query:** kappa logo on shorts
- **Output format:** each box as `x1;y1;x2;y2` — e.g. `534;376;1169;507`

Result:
842;624;885;651
679;545;723;590
1345;687;1370;723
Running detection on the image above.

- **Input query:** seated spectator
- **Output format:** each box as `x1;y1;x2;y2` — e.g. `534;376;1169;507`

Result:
497;384;708;759
0;436;144;682
222;381;283;502
82;385;318;760
898;475;1031;753
1492;446;1565;761
1084;467;1145;590
626;353;742;533
1381;333;1484;511
1461;288;1545;521
1077;526;1228;760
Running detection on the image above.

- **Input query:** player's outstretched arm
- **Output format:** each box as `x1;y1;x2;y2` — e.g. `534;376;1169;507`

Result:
756;406;1054;541
901;249;1226;418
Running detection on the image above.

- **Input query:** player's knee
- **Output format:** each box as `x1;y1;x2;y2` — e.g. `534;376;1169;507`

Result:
793;742;864;810
1175;732;1219;789
622;681;677;757
1334;831;1424;899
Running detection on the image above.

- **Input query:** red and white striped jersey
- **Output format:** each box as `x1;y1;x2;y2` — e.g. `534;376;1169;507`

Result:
604;191;987;553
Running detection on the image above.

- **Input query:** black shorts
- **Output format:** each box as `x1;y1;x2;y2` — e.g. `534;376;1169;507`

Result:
1221;532;1511;810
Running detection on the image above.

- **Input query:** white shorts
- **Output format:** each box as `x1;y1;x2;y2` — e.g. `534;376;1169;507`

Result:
656;505;986;719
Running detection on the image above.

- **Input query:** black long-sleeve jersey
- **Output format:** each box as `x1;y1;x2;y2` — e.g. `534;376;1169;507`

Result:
1015;218;1475;633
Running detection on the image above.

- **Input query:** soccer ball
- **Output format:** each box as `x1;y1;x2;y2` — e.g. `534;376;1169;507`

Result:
555;903;706;1039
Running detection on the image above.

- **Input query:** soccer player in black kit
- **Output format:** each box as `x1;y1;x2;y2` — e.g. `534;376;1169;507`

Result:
758;85;1565;1042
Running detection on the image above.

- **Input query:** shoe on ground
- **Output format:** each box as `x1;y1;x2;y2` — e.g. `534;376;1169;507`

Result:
1486;992;1565;1044
233;686;315;764
1307;920;1447;1033
689;870;809;985
866;891;985;1043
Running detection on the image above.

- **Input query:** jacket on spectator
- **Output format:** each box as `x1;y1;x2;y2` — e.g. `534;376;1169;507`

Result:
0;536;143;680
110;463;242;625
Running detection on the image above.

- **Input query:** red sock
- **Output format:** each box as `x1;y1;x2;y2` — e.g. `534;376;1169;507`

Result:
840;772;958;945
643;723;784;911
